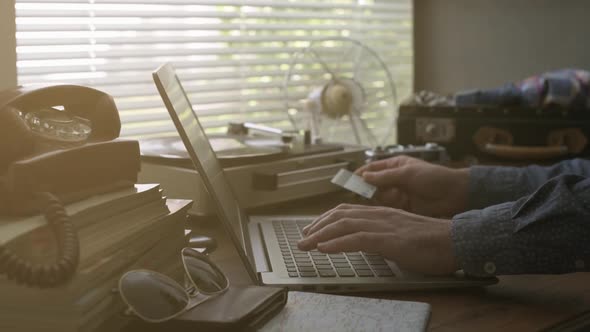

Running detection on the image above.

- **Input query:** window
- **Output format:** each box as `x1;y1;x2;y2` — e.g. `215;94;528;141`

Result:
15;0;412;143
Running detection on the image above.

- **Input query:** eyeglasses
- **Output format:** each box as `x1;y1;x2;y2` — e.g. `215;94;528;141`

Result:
118;247;230;323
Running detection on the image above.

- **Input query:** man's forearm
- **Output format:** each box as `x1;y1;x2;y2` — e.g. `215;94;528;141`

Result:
452;174;590;276
468;158;590;210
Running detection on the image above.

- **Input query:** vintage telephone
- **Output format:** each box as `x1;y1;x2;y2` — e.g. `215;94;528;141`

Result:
0;85;140;287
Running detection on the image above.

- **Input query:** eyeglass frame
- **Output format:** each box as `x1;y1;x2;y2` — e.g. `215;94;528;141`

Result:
117;247;230;323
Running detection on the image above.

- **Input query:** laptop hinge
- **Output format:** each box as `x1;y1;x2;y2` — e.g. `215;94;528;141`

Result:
248;221;271;273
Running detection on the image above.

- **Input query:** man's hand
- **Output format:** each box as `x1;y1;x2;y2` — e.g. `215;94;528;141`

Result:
298;204;459;276
355;156;470;218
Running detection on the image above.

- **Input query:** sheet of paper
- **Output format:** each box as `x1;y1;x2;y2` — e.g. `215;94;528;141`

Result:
331;169;377;199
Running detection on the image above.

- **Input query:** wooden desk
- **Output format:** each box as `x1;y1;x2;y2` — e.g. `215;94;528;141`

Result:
190;194;590;332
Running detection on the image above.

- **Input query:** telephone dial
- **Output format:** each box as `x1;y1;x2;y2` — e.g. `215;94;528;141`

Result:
0;84;140;287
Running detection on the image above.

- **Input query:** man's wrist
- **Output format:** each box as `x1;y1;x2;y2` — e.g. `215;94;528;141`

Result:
428;218;461;275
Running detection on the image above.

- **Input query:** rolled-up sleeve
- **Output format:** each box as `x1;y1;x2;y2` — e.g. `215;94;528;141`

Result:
452;174;590;276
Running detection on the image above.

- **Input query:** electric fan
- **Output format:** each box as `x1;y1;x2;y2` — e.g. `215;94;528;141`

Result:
282;37;398;148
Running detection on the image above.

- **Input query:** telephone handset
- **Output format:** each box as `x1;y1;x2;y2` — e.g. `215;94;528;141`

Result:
0;84;121;170
0;84;139;288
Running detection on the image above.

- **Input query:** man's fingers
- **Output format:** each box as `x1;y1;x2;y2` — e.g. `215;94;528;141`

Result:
302;203;358;235
304;205;384;236
354;159;391;175
354;156;417;176
298;218;388;251
362;166;413;187
302;204;378;235
316;232;386;253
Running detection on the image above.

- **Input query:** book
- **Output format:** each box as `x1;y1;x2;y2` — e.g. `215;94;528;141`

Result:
2;196;170;273
0;184;163;245
0;197;188;305
260;291;431;332
0;199;193;332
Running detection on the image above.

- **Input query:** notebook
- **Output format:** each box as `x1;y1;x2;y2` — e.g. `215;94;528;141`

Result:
153;62;497;292
261;291;431;332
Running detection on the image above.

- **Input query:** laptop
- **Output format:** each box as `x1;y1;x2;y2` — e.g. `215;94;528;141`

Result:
153;63;497;292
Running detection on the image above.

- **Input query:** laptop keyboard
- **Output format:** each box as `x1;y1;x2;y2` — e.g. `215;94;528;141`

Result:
273;220;395;278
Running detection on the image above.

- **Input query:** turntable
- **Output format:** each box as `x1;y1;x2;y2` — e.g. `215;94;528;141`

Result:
140;135;286;168
140;133;347;168
138;133;366;216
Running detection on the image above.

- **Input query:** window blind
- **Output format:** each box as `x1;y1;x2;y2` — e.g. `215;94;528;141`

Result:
15;0;413;141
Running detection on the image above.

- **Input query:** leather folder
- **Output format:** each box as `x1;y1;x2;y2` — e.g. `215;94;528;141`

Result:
124;285;288;332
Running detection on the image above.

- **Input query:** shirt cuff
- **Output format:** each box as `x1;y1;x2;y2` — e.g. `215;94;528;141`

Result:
451;203;515;277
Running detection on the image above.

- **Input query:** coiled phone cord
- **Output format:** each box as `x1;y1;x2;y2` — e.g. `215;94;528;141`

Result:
0;192;80;288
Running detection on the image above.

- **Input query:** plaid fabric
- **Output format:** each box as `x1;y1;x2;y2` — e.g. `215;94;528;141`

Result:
455;69;590;111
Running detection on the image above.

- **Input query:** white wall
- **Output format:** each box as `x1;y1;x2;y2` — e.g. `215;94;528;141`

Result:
414;0;590;94
0;0;17;90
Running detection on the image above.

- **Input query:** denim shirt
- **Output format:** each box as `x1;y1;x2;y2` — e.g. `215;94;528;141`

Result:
451;159;590;276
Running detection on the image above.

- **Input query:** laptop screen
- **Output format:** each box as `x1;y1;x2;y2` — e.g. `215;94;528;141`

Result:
153;63;257;280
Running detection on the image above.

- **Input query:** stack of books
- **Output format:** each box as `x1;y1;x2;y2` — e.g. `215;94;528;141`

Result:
0;183;192;332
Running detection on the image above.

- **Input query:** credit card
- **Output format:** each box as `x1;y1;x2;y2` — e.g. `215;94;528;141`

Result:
331;169;377;199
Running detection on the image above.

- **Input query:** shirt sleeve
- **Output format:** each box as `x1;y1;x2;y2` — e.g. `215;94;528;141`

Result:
451;174;590;277
468;158;590;210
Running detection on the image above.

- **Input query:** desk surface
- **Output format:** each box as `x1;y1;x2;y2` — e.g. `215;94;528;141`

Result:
191;194;590;332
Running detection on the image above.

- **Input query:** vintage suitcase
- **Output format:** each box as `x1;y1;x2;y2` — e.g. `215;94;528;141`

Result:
397;105;590;163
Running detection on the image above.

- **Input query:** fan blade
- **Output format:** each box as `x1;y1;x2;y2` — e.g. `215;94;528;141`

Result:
352;47;366;81
337;44;356;74
308;49;336;79
282;97;300;129
360;117;379;147
349;114;363;145
352;108;378;147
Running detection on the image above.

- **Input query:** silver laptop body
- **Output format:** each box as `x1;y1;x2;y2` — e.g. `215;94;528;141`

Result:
153;63;496;292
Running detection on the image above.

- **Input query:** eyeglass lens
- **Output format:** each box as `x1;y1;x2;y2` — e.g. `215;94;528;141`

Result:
182;248;228;294
119;270;189;321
